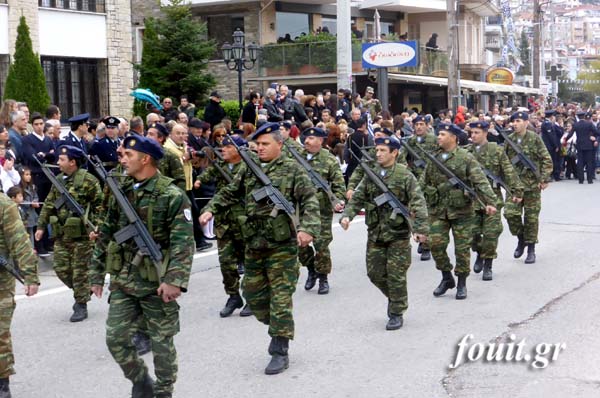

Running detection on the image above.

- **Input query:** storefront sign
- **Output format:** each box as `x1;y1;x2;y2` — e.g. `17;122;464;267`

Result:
486;67;514;85
362;41;418;68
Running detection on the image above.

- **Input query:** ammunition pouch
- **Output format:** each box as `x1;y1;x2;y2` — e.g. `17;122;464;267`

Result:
364;203;379;227
448;189;470;208
105;241;123;274
62;217;84;239
269;213;292;242
423;186;438;207
49;215;62;238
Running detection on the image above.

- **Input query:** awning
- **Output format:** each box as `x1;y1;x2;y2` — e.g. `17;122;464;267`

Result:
388;73;542;95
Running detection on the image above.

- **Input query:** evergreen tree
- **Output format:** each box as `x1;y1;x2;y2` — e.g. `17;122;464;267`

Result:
3;16;51;114
517;30;531;76
134;0;216;108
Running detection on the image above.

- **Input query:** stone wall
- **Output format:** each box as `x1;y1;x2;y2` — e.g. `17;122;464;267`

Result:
106;0;134;118
7;0;39;55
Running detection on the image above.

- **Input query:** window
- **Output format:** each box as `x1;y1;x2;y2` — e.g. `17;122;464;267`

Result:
365;21;395;41
321;17;336;35
38;0;105;13
207;15;244;59
41;57;106;120
276;12;310;41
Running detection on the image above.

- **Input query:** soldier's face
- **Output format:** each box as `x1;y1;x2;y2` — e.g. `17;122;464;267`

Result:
121;149;147;177
513;119;527;133
304;136;322;154
437;131;456;150
470;128;487;145
375;145;397;167
414;121;427;135
57;154;76;174
221;145;239;162
255;134;282;162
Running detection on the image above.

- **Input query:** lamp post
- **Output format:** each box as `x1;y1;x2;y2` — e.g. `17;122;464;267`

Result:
221;28;260;111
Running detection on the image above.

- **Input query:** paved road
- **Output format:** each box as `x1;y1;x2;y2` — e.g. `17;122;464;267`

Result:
8;179;600;397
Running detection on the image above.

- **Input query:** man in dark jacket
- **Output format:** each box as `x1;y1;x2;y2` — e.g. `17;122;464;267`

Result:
241;91;261;125
540;110;561;181
565;111;599;184
264;88;283;122
204;91;226;128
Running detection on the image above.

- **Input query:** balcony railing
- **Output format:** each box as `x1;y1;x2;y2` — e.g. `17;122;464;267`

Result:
258;40;448;78
485;36;503;50
38;0;105;13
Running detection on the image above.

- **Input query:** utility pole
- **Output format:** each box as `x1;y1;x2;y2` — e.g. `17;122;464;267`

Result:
550;7;557;99
374;9;389;113
533;0;540;88
447;0;460;113
337;0;352;91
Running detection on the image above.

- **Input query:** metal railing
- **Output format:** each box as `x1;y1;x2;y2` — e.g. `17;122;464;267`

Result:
38;0;105;13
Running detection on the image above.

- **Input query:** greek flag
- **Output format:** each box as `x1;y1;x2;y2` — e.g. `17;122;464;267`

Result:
367;112;374;137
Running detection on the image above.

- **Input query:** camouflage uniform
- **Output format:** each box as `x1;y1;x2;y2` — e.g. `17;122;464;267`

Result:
347;147;406;192
204;154;320;339
343;163;429;315
421;147;497;276
361;98;382;120
297;148;346;276
38;168;103;305
468;142;524;259
90;173;194;396
160;147;187;191
197;160;245;296
0;194;39;380
503;130;553;244
282;137;303;158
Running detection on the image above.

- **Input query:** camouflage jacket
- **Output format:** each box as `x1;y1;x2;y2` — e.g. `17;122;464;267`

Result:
402;132;438;178
504;130;553;190
38;168;104;231
347;146;407;191
299;147;346;220
0;194;39;287
204;153;321;251
344;162;429;242
282;137;303;158
159;147;186;191
90;173;194;296
467;142;524;209
421;146;497;220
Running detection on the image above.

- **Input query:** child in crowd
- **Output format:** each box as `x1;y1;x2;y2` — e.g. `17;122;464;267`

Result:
18;167;42;253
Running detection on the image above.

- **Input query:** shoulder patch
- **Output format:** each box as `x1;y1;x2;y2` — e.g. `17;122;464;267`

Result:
183;208;192;222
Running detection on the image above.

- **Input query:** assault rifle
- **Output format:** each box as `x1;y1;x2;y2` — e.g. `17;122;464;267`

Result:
401;140;427;169
33;157;96;232
201;147;234;184
482;168;512;196
0;255;24;284
88;156;164;282
498;129;542;181
284;142;342;208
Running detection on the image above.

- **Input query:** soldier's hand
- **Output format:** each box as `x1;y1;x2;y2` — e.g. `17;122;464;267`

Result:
334;201;345;212
34;229;44;241
194;180;201;189
512;196;523;203
157;283;181;303
89;231;99;241
199;212;213;225
485;205;497;215
24;284;39;297
346;190;354;201
340;217;351;230
413;233;427;243
297;231;313;247
539;182;549;190
91;285;103;299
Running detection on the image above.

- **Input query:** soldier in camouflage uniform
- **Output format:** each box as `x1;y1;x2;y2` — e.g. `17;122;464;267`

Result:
421;123;497;300
503;111;553;264
341;136;429;330
35;145;103;322
200;122;320;375
361;86;382;120
0;194;39;398
146;122;186;191
467;121;524;280
280;121;303;156
294;127;346;295
90;135;194;398
195;134;252;317
402;115;439;261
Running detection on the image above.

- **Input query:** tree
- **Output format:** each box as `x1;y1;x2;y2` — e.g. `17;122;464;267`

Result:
517;30;531;76
3;16;51;114
134;0;215;110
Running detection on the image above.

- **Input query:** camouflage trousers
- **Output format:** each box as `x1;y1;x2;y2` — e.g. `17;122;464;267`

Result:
298;218;333;274
106;289;180;396
504;189;541;244
242;245;299;339
0;277;15;378
472;209;503;259
54;240;93;303
365;238;411;316
216;234;244;296
430;215;474;276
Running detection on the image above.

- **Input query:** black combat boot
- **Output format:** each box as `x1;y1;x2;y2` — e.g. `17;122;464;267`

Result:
524;244;536;264
131;373;154;398
265;337;289;375
0;377;11;398
473;253;483;273
433;271;456;297
420;249;431;261
317;273;329;295
482;259;493;281
304;268;318;291
455;275;467;300
513;234;525;258
132;331;152;356
239;304;253;317
386;314;403;330
219;294;243;317
417;242;424;254
70;302;88;322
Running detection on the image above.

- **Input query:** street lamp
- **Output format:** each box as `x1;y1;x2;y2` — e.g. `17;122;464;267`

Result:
221;28;261;111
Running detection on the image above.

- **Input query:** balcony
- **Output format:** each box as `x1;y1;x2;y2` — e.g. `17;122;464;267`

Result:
485;36;503;50
258;40;448;78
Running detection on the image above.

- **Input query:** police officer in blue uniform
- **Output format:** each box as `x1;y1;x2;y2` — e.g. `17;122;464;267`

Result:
565;111;600;184
89;116;120;171
61;113;90;167
541;110;561;181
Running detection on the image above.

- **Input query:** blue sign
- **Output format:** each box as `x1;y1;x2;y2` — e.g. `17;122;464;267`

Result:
362;41;419;69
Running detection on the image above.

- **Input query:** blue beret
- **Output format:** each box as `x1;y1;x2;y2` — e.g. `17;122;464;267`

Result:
102;116;120;128
148;122;169;137
374;136;401;150
280;121;292;130
231;129;244;136
251;122;280;140
468;121;490;130
123;135;164;160
510;111;529;121
413;115;426;123
57;145;85;160
439;123;464;136
68;113;90;124
222;134;248;147
373;127;393;136
302;127;327;138
544;110;556;117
